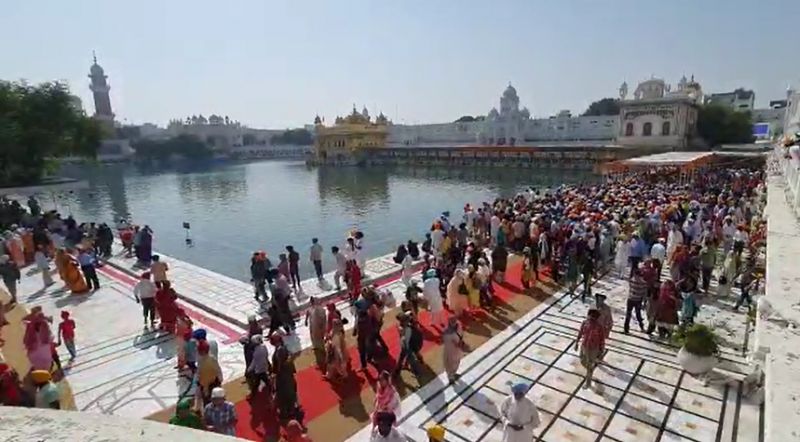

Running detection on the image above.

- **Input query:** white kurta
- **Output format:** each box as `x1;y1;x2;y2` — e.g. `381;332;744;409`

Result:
401;254;414;287
500;395;540;442
423;277;443;313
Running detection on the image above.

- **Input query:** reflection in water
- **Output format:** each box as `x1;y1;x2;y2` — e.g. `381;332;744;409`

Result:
50;160;593;281
176;165;248;206
316;166;390;216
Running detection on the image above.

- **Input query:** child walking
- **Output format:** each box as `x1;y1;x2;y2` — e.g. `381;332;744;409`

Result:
57;311;77;362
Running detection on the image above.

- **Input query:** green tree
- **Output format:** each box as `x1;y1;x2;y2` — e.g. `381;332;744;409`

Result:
697;105;754;146
454;115;476;123
582;98;621;116
270;128;313;145
132;134;213;162
0;80;101;187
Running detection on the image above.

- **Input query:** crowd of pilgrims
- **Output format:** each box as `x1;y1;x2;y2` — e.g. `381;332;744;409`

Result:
0;162;768;441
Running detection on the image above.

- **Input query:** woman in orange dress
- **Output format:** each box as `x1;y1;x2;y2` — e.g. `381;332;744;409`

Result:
21;230;35;265
4;232;25;268
62;253;89;295
54;249;69;283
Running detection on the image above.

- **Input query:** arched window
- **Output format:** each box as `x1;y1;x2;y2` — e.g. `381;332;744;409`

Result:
643;122;652;136
662;121;671;135
625;122;634;136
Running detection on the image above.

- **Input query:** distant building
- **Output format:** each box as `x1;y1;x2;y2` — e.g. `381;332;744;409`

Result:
164;115;282;151
705;88;755;112
616;75;703;149
784;87;800;137
313;106;390;163
88;52;115;135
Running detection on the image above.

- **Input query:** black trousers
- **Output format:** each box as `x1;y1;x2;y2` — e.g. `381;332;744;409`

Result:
313;260;323;279
624;299;644;333
701;266;714;292
81;265;100;290
289;266;300;287
141;297;156;322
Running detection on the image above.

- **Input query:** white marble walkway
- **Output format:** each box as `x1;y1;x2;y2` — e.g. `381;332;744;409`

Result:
348;270;762;442
105;246;414;328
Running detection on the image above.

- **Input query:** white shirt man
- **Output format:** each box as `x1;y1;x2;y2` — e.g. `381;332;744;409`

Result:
430;229;445;254
490;214;501;241
650;240;667;263
500;384;540;442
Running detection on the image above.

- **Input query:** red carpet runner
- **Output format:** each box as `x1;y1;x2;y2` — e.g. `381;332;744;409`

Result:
233;260;543;440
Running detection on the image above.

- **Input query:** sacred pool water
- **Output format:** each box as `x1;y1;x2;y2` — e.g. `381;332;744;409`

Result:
55;160;594;281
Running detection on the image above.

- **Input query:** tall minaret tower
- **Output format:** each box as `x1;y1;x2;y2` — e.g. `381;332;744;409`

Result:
88;51;115;133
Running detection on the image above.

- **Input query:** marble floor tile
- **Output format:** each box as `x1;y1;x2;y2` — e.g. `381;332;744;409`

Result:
680;373;726;400
575;382;623;410
521;343;562;365
561;397;612;431
666;408;719;441
441;405;497;441
673;389;723;421
639;360;682;385
487;370;531;395
552;353;586;376
538;367;585;393
592;364;634;391
661;429;702;441
615;390;669;427
542;417;598;442
628;375;677;405
537;333;575;351
506;356;549;381
602;413;660;442
602;350;641;373
529;383;571;414
463;386;506;420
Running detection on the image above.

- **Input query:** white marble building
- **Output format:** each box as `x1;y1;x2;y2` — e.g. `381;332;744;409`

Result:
387;84;620;147
784;87;800;136
617;76;703;149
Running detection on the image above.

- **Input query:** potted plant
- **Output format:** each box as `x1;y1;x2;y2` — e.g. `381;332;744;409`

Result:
672;323;719;374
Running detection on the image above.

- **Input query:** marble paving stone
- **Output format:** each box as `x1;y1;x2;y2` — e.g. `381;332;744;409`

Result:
441;405;496;441
529;383;571;414
537;333;575;351
666;408;719;441
639;360;682;385
601;350;641;373
679;374;726;400
592;364;634;391
538;367;585;393
575;382;624;410
552;353;585;376
463;386;506;420
487;370;532;396
603;413;660;442
506;356;549;381
521;343;562;366
561;397;612;431
628;375;677;405
673;389;723;421
615;390;669;428
660;430;700;441
542;417;598;442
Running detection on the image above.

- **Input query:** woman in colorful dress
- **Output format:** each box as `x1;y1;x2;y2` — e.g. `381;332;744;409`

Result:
371;370;401;427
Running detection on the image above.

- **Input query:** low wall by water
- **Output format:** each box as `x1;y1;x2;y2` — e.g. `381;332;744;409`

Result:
308;145;669;168
0;406;245;441
757;172;800;442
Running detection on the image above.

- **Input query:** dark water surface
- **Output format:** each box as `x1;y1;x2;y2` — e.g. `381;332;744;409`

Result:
53;161;594;281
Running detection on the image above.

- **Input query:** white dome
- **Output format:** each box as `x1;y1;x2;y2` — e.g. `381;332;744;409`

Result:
487;108;500;120
503;84;518;99
520;107;531;119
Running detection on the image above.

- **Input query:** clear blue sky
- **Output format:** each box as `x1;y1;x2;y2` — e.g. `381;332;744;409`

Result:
3;0;799;128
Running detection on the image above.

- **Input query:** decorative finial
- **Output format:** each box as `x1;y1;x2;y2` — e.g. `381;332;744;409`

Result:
93;50;97;64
